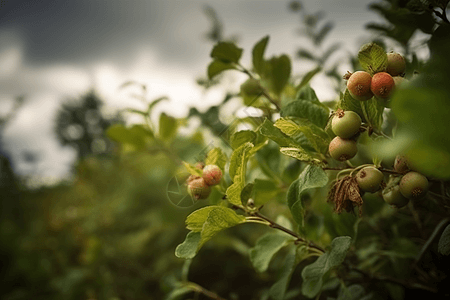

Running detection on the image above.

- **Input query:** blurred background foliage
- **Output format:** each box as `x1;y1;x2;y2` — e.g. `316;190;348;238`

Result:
1;0;450;299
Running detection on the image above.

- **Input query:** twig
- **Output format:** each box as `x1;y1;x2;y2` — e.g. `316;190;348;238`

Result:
408;201;425;239
415;218;450;266
186;282;228;300
252;211;325;253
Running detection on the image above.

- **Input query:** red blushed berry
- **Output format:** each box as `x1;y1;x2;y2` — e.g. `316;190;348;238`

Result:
328;136;358;161
202;164;223;186
188;178;212;200
347;71;373;101
371;72;395;99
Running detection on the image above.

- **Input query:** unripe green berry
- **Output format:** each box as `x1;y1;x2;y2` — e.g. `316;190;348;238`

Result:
331;110;362;139
394;155;410;174
382;184;409;208
188;178;211;200
356;166;384;193
371;72;395;99
202;164;223;186
347;71;373;101
386;52;406;76
328;136;358;161
399;171;429;199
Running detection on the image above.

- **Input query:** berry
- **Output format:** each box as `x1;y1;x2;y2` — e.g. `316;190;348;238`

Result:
394;155;410;174
188;178;212;200
329;136;358;161
382;184;409;208
356;166;384;193
399;171;429;199
240;78;263;95
202;164;223;186
371;72;395;99
331;110;362;139
347;71;373;101
386;52;406;76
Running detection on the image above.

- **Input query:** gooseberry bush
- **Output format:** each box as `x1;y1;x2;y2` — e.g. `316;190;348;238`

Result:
108;24;450;300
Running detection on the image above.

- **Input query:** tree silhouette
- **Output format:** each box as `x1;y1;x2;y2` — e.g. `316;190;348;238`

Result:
54;90;122;160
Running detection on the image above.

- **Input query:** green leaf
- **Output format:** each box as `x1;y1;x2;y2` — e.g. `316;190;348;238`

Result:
207;59;237;80
148;96;168;114
281;97;329;129
253;179;279;207
357;43;387;75
178;207;246;259
336;89;365;121
360;98;384;131
280;147;324;166
186;206;217;232
107;124;153;150
287;165;328;226
259;119;295;147
297;49;317;61
229;142;253;179
252;36;269;75
296;85;320;102
269;244;298;300
205;147;227;171
240;183;254;205
186;206;244;233
227;143;254;205
199;207;246;248
275;118;330;154
297;67;322;91
438;224;450;256
175;231;202;259
210;41;243;63
337;284;369;300
314;21;334;45
183;161;203;177
231;130;257;149
250;233;294;273
301;236;352;298
159;113;178;140
265;55;291;95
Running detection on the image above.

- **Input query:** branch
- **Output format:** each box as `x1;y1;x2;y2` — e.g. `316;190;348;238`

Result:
251;211;325;253
187;282;228;300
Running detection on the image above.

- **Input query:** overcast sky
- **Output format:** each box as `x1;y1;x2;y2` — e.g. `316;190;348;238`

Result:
0;0;385;184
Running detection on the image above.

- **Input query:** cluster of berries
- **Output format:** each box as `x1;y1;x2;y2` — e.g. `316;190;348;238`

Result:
186;163;223;200
328;52;408;163
328;51;429;208
346;52;408;107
